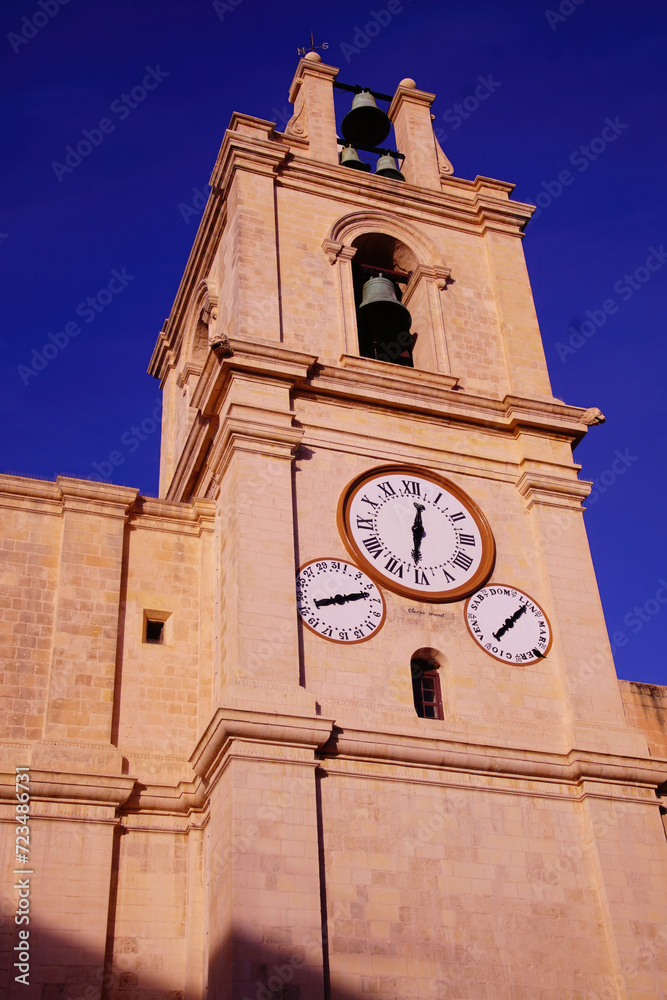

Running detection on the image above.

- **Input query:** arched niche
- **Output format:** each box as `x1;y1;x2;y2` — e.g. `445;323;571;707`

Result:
322;212;452;372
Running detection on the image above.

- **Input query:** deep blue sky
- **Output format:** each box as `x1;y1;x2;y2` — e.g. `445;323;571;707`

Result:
1;0;665;684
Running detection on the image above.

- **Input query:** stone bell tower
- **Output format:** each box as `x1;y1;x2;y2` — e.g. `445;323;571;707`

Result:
2;53;666;1000
143;51;667;999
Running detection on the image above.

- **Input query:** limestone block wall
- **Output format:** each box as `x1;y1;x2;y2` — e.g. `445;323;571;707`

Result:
318;763;667;999
0;476;215;999
619;681;667;758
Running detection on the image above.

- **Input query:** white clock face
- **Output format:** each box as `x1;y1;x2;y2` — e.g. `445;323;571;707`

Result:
338;465;495;602
296;558;386;643
465;585;552;663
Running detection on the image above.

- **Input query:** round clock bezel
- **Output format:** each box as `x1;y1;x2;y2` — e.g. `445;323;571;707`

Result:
464;582;553;663
337;464;496;603
296;556;387;644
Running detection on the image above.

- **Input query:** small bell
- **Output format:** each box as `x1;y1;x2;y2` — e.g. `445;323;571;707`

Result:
340;146;371;172
357;276;412;363
375;153;405;182
341;90;391;148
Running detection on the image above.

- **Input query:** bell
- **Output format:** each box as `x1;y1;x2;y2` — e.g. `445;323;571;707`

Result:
375;153;405;182
357;276;412;358
341;90;391;148
340;146;371;172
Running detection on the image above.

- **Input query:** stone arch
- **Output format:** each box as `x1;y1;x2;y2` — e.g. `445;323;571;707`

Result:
322;211;452;371
323;209;442;269
182;277;220;366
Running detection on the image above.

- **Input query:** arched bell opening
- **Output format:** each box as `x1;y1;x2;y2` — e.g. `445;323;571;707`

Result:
411;647;444;720
351;233;418;367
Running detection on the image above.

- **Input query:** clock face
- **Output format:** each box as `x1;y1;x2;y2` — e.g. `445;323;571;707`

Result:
296;558;386;643
338;465;495;602
465;584;552;663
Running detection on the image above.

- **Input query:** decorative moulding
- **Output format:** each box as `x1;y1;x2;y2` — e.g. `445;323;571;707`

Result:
321;239;357;265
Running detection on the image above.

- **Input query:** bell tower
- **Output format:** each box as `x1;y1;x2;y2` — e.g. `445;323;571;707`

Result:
145;53;667;1000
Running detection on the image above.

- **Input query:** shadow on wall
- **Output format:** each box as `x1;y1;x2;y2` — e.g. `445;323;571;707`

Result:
0;919;414;1000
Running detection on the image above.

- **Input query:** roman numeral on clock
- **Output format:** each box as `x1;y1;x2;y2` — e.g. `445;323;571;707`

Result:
362;535;383;558
401;480;421;496
385;557;404;577
378;481;396;498
360;495;379;510
452;551;473;571
356;517;374;530
414;569;430;585
450;511;465;522
459;534;476;546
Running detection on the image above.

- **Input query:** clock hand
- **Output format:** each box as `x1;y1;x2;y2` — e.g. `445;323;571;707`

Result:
493;603;528;641
314;592;369;608
411;503;426;564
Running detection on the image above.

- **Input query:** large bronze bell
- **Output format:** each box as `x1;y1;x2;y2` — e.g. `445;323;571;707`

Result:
341;91;391;148
357;276;412;363
375;153;405;182
340;146;371;172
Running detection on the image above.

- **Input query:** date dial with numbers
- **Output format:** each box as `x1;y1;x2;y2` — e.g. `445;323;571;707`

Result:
338;465;495;602
296;558;386;643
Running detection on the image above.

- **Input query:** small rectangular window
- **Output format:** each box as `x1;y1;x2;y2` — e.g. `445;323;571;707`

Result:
145;619;164;644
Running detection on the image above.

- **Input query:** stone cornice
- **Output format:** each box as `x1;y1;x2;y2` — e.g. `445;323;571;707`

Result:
190;338;317;417
190;708;334;781
0;769;135;810
0;475;139;518
274;156;534;239
517;470;593;509
319;727;667;789
303;359;598;446
0;474;214;529
162;342;601;500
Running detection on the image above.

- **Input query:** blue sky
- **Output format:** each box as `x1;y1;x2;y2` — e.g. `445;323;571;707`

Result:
1;0;665;683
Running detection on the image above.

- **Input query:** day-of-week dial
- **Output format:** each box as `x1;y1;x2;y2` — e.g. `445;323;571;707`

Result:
296;558;386;644
339;466;495;602
465;584;553;664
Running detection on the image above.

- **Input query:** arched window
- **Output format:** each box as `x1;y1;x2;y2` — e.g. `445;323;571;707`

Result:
411;648;443;719
351;233;418;367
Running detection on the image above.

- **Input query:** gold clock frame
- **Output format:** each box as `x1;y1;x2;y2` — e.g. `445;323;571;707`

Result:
337;464;496;603
463;583;554;663
296;556;387;644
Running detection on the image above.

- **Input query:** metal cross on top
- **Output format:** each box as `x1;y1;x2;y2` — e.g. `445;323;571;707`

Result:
297;31;329;56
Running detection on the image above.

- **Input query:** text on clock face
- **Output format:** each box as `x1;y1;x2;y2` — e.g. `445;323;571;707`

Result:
349;476;483;586
466;586;550;661
296;560;384;641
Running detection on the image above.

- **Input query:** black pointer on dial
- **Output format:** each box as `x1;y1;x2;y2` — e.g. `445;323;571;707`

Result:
314;592;369;608
411;503;426;564
492;603;528;641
